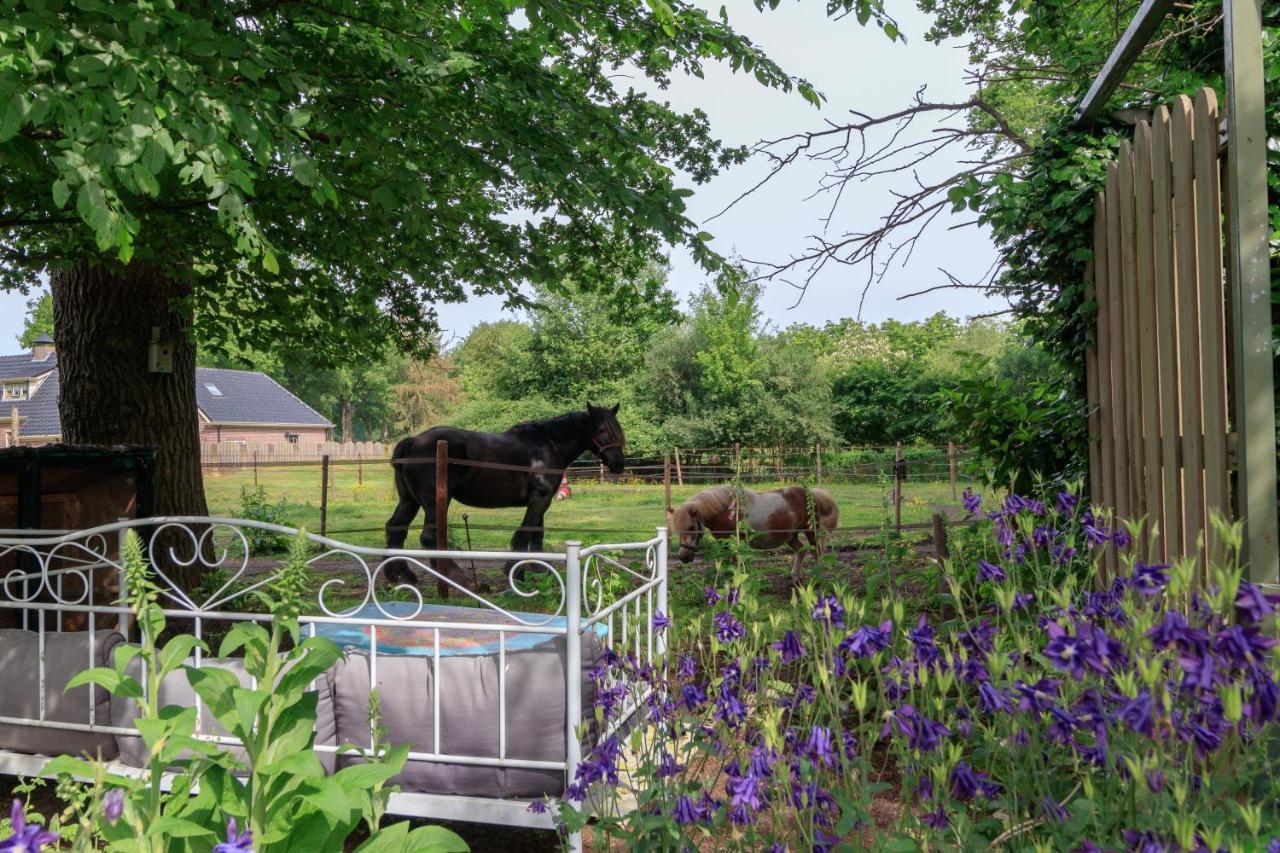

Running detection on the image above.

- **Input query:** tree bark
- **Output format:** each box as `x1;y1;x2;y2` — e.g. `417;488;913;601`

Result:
51;259;209;588
340;397;354;443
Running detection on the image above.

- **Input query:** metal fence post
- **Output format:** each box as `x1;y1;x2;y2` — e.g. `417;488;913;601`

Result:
815;442;822;485
564;540;583;853
319;455;330;536
894;442;904;534
948;441;958;500
656;527;669;661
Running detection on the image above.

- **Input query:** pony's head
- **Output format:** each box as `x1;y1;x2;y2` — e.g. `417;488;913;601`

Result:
672;505;705;564
586;403;626;474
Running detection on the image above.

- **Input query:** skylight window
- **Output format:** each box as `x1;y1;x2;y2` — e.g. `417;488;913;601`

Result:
205;384;224;397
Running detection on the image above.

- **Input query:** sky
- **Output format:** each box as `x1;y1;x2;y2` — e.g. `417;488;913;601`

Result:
0;1;1003;353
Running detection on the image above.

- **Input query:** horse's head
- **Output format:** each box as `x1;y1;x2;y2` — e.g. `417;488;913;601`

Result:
676;506;704;564
586;402;626;474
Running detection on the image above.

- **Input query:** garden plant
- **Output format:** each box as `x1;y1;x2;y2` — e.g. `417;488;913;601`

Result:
546;487;1280;851
9;530;467;852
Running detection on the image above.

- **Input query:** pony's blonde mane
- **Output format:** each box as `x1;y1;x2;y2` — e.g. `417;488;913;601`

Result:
671;485;745;533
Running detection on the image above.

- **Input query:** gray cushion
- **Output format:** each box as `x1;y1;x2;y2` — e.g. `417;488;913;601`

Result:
112;653;337;772
0;628;123;759
326;633;601;798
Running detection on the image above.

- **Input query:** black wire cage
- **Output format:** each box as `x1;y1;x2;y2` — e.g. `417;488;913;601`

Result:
0;444;157;532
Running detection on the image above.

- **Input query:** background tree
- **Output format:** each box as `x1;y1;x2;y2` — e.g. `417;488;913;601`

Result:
16;291;52;348
0;0;896;544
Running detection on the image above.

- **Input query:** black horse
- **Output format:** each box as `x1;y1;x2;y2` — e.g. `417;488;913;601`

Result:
383;404;626;589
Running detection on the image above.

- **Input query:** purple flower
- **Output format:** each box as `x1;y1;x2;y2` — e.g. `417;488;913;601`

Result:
656;752;684;779
1057;491;1079;516
1267;839;1280;853
840;620;892;658
881;704;949;752
1040;794;1069;823
1122;829;1173;852
213;817;254;853
772;631;807;663
812;594;845;630
1215;624;1278;667
671;795;706;825
1145;611;1206;651
908;615;939;665
679;682;706;710
802;726;835;767
103;788;124;825
0;800;58;852
841;730;857;760
1145;768;1165;793
725;762;766;812
1112;527;1132;549
714;611;746;643
1044;621;1087;680
677;654;696;680
949;762;998;800
527;799;548;814
978;682;1013;714
977;559;1005;582
652;610;671;632
1012;591;1034;611
727;586;741;606
1083;522;1110;546
1117;691;1156;736
1016;678;1061;715
962;489;981;514
1236;582;1278;625
1130;562;1169;596
922;802;948;830
713;681;747;728
703;586;721;605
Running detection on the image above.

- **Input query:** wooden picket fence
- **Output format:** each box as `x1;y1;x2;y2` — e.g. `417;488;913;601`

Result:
1087;87;1234;574
200;440;390;467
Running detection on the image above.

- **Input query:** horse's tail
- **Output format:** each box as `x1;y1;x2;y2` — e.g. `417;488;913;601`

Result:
809;488;840;530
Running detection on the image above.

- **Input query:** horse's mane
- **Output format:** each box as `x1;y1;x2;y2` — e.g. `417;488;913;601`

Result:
671;485;742;532
506;410;588;439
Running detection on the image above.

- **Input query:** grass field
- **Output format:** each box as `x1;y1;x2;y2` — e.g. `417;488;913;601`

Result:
203;460;984;551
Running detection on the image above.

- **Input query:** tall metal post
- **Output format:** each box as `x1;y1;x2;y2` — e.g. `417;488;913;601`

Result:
656;527;669;661
1224;0;1279;583
319;454;330;536
563;540;583;853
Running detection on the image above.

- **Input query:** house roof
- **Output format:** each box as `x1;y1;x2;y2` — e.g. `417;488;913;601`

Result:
0;351;57;380
194;367;332;427
0;355;332;436
5;368;62;435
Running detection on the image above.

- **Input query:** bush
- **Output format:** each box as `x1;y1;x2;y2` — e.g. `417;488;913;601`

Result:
547;490;1280;851
238;484;293;552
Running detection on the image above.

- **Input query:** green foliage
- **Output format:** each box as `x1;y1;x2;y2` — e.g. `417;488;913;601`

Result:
48;530;465;852
238;485;292;552
0;0;893;366
16;290;51;348
941;355;1088;493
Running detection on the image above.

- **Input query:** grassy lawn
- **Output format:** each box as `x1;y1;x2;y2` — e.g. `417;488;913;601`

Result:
203;461;985;551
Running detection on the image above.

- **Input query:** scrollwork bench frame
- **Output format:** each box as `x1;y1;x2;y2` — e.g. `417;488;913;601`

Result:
0;517;670;851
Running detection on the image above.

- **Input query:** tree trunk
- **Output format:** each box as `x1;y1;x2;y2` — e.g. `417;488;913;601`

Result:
340;397;354;443
51;259;209;588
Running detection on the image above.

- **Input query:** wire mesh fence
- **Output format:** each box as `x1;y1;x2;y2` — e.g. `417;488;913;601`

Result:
201;443;981;551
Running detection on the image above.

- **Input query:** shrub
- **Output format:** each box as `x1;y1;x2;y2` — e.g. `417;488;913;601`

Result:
237;484;293;552
548;489;1280;851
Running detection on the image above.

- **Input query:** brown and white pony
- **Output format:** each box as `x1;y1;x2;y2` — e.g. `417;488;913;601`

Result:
670;485;839;581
